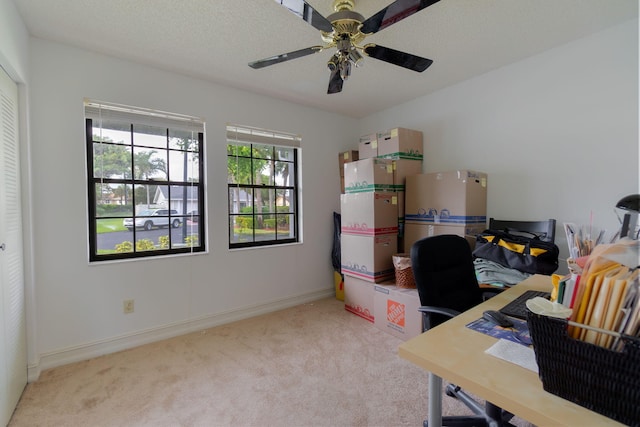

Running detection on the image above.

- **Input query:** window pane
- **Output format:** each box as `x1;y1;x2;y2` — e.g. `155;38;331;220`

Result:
93;142;132;179
231;215;254;244
276;189;293;209
132;124;166;149
276;214;295;240
95;184;133;217
93;119;130;145
169;130;199;152
276;147;294;161
134;147;167;180
275;161;293;186
169;150;199;182
229;187;252;213
252;158;269;185
256;188;275;213
133;184;155;210
252;144;274;160
256;214;276;241
134;234;159;253
228;156;252;185
98;224;134;254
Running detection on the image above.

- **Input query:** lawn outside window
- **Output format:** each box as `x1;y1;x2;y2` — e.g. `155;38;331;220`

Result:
85;100;206;262
227;124;300;249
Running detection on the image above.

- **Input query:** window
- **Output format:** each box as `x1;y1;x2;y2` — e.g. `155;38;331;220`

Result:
85;100;205;262
227;124;300;249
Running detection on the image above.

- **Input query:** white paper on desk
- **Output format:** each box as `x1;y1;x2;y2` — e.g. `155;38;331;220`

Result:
485;339;538;374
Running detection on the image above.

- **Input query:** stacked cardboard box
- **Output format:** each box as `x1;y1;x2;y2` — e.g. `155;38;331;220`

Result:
341;161;397;285
403;170;488;252
340;127;424;324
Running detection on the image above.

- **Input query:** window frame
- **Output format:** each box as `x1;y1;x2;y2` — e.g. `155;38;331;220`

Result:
227;125;300;249
85;101;206;262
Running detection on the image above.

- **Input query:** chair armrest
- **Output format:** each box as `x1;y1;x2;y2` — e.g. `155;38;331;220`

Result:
481;288;504;301
418;306;461;332
418;306;460;319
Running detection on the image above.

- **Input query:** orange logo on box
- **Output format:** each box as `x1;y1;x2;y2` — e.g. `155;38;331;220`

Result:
387;299;405;327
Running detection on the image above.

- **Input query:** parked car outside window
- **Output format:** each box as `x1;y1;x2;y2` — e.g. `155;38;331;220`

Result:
123;209;182;231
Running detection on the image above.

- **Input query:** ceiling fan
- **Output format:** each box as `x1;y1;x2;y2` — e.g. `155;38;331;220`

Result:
249;0;440;94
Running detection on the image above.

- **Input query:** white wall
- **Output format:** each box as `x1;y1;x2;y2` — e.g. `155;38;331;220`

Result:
360;19;639;268
27;39;358;375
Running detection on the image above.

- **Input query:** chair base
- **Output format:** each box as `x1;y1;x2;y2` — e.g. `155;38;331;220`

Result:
424;415;491;427
424;384;516;427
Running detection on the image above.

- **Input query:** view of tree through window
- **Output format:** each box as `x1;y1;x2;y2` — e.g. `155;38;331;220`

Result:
227;125;300;248
85;101;205;262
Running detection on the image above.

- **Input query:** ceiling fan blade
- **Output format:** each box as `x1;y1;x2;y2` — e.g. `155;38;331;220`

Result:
274;0;334;33
360;0;440;34
363;44;433;72
249;46;323;69
327;69;344;94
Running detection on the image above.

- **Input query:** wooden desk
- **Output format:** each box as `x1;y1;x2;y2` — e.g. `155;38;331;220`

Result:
399;274;624;427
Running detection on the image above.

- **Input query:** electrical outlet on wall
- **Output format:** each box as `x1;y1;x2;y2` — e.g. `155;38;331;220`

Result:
123;299;134;314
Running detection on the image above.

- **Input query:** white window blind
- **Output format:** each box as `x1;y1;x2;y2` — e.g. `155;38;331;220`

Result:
85;100;204;133
226;124;301;148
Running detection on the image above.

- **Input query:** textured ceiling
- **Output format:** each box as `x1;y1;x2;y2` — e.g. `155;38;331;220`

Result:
12;0;638;118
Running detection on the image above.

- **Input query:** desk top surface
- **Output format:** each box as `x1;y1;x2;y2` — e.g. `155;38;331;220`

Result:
398;274;625;427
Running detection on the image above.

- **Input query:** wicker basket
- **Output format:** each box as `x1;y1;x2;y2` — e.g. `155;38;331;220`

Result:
392;253;416;289
526;311;640;426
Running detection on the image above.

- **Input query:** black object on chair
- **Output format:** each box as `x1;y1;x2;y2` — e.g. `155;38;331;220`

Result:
410;234;515;427
488;218;556;243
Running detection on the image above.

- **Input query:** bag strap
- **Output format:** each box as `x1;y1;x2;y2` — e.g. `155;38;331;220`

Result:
493;228;543;240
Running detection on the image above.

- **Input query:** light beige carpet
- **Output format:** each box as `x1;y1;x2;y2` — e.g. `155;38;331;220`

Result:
10;297;534;427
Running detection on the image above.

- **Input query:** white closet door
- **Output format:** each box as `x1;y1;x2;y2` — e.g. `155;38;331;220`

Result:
0;65;27;425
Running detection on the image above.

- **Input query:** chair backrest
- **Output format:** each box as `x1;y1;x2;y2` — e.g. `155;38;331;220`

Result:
488;218;556;243
410;235;483;328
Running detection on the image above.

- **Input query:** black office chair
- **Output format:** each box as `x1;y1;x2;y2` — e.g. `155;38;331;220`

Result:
410;234;515;427
488;218;556;243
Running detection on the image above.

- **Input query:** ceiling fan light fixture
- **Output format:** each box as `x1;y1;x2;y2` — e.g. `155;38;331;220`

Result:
348;48;363;67
339;58;351;80
327;53;340;72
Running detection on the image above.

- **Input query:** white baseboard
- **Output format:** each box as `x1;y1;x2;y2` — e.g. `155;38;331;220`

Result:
28;288;335;382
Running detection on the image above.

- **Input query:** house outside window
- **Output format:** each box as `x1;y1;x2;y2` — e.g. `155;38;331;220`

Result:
227;124;300;249
85;100;206;262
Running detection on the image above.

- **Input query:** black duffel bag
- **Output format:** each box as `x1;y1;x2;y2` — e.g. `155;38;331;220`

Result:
473;229;559;275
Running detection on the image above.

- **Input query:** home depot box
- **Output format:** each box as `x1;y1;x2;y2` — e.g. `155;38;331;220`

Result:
343;158;394;193
404;170;488;226
393;159;423;191
340;192;399;236
358;133;378;159
373;283;422;340
338;150;359;176
341;233;397;283
377;127;423;160
403;222;483;253
344;275;376;323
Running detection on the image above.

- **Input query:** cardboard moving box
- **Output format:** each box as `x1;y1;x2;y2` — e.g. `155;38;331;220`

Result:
377;127;423;160
341;233;397;283
403;222;483;253
344;276;376;322
343;158;394;193
340;192;399;236
373;283;422;340
404;170;487;225
358;133;378;159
